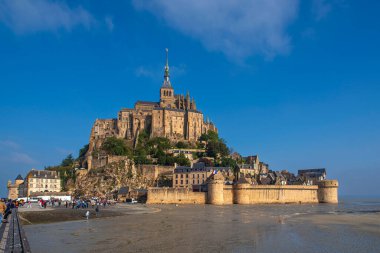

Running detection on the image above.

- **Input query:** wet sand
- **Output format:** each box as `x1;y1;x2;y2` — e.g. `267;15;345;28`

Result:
23;199;380;253
19;204;159;225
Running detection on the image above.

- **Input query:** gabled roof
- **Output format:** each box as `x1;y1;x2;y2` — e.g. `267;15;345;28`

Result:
15;174;23;180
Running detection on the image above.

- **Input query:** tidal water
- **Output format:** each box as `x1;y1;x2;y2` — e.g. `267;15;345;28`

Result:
24;197;380;253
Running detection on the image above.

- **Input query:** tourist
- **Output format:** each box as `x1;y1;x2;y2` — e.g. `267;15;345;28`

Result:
95;204;99;217
85;210;90;220
3;200;13;223
0;199;6;223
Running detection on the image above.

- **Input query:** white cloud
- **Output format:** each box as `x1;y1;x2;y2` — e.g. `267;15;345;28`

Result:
135;64;186;79
135;66;158;78
0;0;95;34
312;0;332;21
0;140;19;149
0;140;37;165
10;152;37;165
312;0;347;21
133;0;299;61
105;16;114;32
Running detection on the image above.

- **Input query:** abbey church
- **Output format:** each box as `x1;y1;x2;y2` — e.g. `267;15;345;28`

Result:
87;50;217;162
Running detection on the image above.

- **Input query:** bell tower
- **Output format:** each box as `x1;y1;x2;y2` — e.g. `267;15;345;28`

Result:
160;48;175;108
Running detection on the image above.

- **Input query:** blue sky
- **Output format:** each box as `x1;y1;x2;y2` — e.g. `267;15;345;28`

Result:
0;0;379;197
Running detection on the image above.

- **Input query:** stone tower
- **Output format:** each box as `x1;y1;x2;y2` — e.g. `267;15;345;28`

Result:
317;180;339;203
207;172;225;205
160;48;175;108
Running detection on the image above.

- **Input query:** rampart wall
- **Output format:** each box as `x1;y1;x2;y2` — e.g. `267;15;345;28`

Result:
148;179;338;205
147;187;206;204
220;184;318;204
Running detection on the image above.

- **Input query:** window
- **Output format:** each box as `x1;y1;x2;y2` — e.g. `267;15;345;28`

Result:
175;180;178;185
181;174;183;178
202;174;205;178
180;180;183;184
176;174;178;178
186;180;188;184
186;174;188;178
30;184;33;188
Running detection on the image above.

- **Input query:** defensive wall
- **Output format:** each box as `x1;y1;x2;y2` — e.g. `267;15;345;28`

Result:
147;179;339;205
147;187;206;204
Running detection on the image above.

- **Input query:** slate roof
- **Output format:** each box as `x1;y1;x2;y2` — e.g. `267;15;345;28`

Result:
28;170;59;179
15;174;23;181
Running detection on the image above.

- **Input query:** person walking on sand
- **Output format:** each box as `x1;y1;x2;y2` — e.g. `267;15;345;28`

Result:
95;204;99;217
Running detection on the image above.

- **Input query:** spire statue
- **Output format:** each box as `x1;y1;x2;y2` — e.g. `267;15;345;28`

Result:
163;48;171;85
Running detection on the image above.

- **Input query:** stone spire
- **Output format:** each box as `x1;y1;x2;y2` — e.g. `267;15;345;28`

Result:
162;48;171;88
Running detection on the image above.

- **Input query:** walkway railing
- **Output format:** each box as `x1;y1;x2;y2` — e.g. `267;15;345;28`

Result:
0;208;31;253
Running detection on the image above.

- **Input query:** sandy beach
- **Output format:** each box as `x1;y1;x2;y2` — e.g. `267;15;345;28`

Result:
21;198;380;253
18;203;160;225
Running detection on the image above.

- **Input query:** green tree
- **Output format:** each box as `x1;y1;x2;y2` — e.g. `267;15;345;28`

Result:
220;157;238;168
61;154;75;167
174;154;191;166
175;141;188;149
101;137;132;156
206;141;229;159
78;144;89;159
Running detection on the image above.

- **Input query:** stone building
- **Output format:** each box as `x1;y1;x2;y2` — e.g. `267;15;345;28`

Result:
86;50;217;169
22;169;61;197
173;162;232;189
7;174;24;199
240;155;269;176
298;168;326;185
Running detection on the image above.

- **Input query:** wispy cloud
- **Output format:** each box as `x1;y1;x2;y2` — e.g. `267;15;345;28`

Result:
312;0;347;21
9;152;37;165
133;0;299;61
312;0;332;21
0;139;37;165
135;64;187;79
0;140;19;149
0;0;95;34
105;16;114;32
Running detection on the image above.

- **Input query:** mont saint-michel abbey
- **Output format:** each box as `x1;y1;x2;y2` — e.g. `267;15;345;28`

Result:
87;50;217;166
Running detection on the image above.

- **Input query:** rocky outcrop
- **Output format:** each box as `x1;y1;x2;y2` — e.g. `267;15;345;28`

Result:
74;158;155;197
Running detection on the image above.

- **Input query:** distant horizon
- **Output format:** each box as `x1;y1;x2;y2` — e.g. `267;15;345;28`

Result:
1;0;380;197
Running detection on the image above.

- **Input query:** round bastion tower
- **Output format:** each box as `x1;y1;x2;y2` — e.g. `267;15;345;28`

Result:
207;173;225;205
317;180;339;203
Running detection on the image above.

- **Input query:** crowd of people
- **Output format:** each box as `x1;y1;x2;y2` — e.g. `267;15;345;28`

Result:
0;199;19;224
0;197;118;224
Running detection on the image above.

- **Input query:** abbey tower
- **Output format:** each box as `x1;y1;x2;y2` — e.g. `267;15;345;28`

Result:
86;49;217;167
